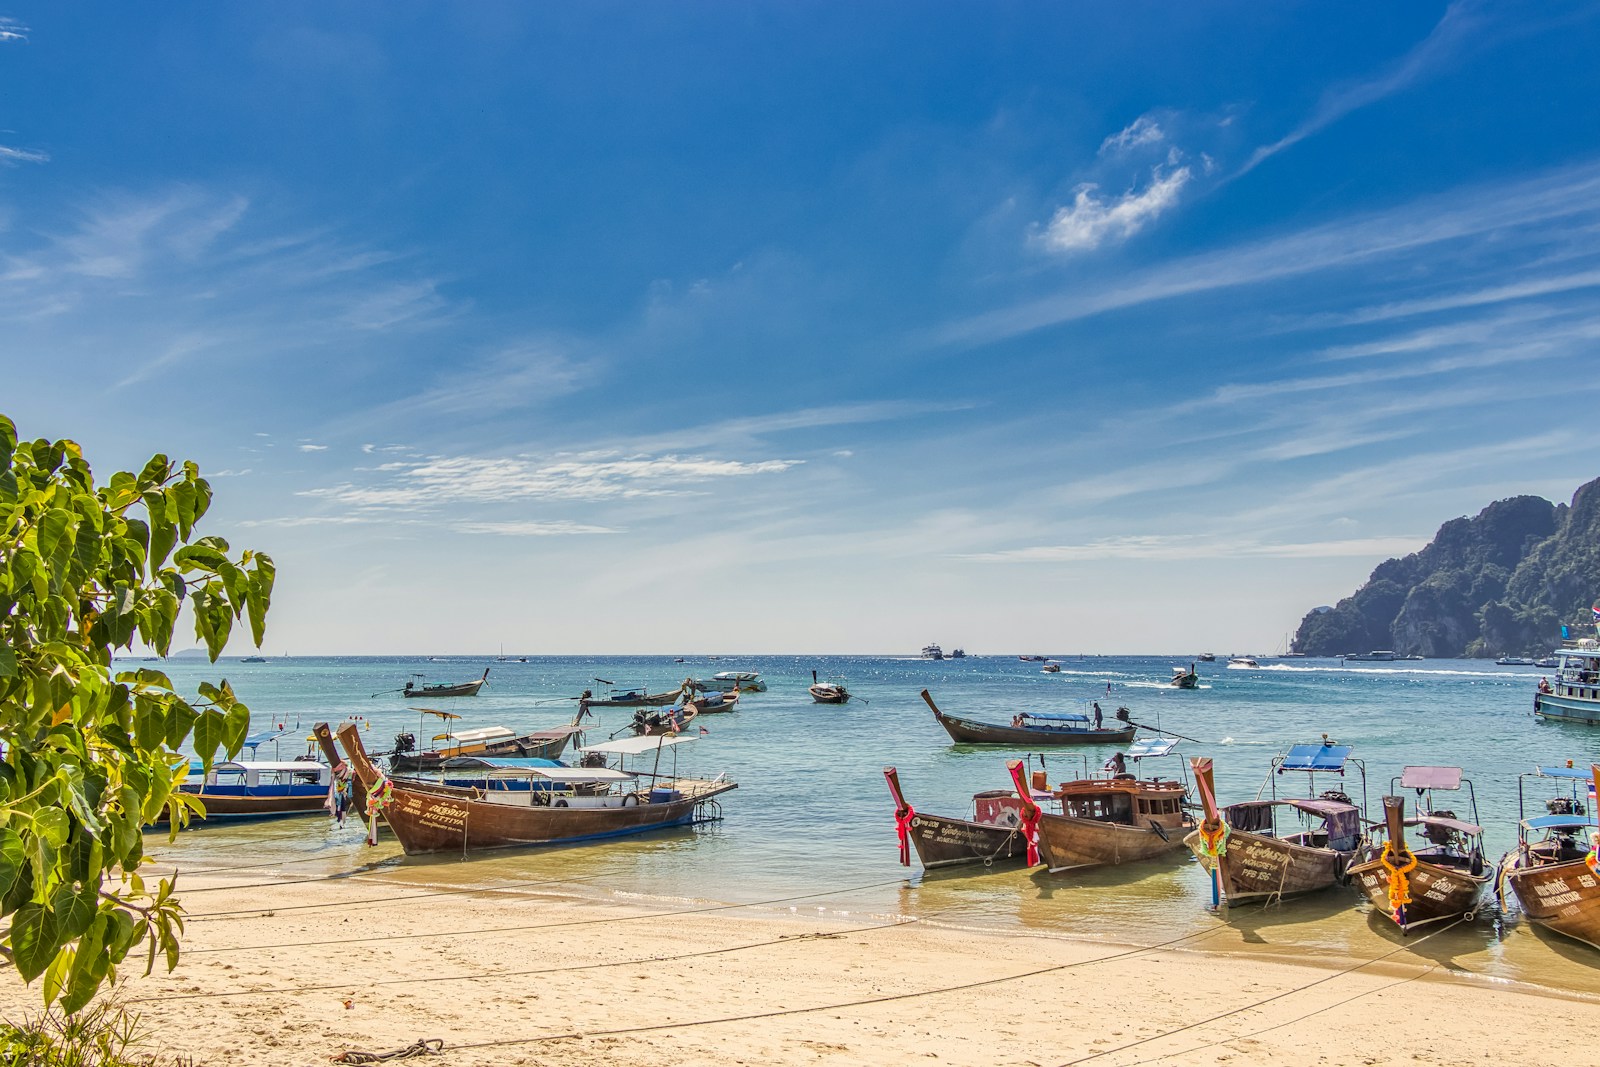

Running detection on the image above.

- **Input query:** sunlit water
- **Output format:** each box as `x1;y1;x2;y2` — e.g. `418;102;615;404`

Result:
137;654;1600;995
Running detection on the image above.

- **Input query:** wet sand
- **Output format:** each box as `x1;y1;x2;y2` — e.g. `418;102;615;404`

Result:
5;863;1592;1067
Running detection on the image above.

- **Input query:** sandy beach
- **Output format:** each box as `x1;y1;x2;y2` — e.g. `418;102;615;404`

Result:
5;860;1591;1067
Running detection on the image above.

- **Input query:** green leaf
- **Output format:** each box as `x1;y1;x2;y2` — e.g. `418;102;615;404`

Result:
164;698;198;750
222;701;250;758
132;694;165;750
61;914;110;1014
41;944;73;1007
49;879;97;941
192;709;226;769
0;828;25;898
10;903;58;983
147;490;177;569
34;507;74;561
32;808;69;847
172;544;228;573
57;765;106;837
0;643;15;678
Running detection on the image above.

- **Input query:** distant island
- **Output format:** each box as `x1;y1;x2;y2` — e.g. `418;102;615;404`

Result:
1294;476;1600;658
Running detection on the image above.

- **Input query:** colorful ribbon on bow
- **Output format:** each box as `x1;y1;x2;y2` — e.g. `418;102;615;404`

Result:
893;803;917;867
1006;760;1043;866
1379;839;1417;924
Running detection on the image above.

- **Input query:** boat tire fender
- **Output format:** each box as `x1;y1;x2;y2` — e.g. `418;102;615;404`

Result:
623;793;642;807
554;799;569;808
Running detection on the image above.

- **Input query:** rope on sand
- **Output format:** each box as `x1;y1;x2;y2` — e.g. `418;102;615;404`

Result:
330;1038;443;1063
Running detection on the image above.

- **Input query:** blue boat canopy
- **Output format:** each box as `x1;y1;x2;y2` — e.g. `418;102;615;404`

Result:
1534;765;1598;779
1280;743;1352;771
1523;813;1600;830
1021;712;1090;723
439;757;565;770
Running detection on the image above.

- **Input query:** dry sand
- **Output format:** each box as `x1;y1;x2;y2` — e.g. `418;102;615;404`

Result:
3;864;1593;1067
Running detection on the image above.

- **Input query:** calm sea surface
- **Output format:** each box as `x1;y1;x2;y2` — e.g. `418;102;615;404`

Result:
140;654;1600;994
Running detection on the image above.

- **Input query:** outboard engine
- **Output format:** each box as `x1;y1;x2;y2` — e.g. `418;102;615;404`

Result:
580;751;608;768
1547;797;1584;815
393;731;416;755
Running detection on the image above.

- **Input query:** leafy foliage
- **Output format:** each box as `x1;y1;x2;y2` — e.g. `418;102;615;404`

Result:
0;1000;163;1067
0;414;273;1012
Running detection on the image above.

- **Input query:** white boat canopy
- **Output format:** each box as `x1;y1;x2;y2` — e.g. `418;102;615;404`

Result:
581;734;700;756
1127;737;1179;759
433;726;516;745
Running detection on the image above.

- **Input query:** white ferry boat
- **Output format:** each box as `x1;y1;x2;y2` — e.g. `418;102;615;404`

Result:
1533;638;1600;726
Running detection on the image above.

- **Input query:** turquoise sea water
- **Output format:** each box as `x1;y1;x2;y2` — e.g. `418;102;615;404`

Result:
141;654;1600;994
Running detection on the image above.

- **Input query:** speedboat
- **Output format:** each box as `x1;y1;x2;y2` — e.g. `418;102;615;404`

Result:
921;644;944;660
1343;651;1399;662
1227;657;1259;669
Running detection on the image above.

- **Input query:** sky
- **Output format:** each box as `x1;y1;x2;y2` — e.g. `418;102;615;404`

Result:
4;2;1600;655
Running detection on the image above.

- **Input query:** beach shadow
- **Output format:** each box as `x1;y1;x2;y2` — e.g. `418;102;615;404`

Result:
1359;905;1497;967
1221;886;1356;944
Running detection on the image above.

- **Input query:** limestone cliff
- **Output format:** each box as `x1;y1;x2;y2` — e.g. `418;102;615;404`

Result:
1293;481;1600;657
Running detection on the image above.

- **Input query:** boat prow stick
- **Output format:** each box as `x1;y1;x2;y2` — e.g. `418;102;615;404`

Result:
919;689;943;718
1381;795;1413;928
1190;756;1222;907
883;767;914;866
1005;759;1042;866
312;722;366;814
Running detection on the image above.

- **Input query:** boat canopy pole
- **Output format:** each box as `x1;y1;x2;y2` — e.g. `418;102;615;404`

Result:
1113;708;1202;744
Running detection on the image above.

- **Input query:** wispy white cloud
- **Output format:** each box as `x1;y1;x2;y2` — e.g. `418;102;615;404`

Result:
1311;268;1600;331
961;534;1426;563
1099;116;1165;156
1038;166;1191;254
300;451;804;509
298;443;329;452
939;162;1600;348
0;145;47;166
452;520;619;536
1240;0;1488;175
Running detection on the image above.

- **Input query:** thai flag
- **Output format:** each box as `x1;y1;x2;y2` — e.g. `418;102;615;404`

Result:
698;724;710;736
1592;605;1600;623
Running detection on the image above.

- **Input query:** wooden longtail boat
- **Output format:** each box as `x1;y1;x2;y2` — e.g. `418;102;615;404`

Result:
163;759;333;823
387;707;585;774
582;677;689;707
810;670;851;704
687;690;740;714
883;766;1039;870
1347;767;1490;933
331;722;737;856
1022;738;1194;873
1498;763;1600;951
1169;664;1199;689
403;667;489;698
1185;743;1367;907
922;689;1135;746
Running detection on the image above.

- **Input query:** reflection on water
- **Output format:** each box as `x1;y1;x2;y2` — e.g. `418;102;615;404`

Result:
145;653;1600;998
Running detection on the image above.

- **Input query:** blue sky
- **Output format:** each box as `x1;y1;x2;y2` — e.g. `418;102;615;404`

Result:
4;2;1600;654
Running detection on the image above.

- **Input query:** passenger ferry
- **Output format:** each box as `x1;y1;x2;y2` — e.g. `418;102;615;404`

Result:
1533;630;1600;726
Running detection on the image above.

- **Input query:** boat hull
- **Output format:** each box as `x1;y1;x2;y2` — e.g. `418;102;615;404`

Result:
388;730;576;774
157;787;330;824
904;811;1030;870
934;710;1134;746
1347;856;1489;931
1189;829;1352;904
1036;812;1193;872
810;686;850;704
335;724;733;856
1504;857;1600;951
1534;691;1600;726
404;680;486;698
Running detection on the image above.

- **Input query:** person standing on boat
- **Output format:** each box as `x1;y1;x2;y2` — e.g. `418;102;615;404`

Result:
1092;702;1104;729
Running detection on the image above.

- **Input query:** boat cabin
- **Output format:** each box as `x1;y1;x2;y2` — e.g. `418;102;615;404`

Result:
184;759;331;794
1013;711;1097;734
1512;765;1600;863
1042;737;1189;830
1230;740;1367;848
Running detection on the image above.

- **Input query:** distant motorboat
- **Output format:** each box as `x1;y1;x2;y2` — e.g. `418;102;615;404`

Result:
1496;655;1536;666
947;648;966;659
241;655;267;663
809;670;851;704
921;644;944;660
1343;650;1399;662
1197;653;1216;663
1041;661;1061;673
1227;657;1260;669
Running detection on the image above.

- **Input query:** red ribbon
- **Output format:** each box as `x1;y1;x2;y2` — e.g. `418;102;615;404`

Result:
1007;760;1043;866
894;804;917;866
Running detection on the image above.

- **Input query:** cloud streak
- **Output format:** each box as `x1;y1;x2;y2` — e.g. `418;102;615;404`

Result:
1240;0;1488;175
1038;166;1191;254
